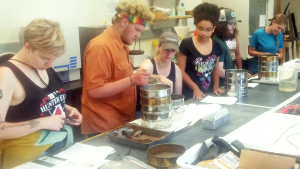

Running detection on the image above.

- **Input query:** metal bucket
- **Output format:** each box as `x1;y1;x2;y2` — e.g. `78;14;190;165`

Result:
225;69;248;98
142;118;172;129
258;54;278;78
140;84;171;98
140;96;172;106
140;84;173;129
147;144;185;168
171;94;184;109
171;94;185;121
141;104;171;112
141;110;172;121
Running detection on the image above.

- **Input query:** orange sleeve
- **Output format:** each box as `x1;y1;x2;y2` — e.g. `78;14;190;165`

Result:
85;45;112;90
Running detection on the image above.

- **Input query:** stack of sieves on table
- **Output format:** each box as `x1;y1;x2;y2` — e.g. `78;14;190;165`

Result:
258;54;279;80
225;69;248;99
140;84;172;129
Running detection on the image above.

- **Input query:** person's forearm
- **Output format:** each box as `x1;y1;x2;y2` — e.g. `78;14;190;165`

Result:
151;74;161;81
236;54;242;69
213;67;219;90
0;119;43;139
279;50;283;59
174;85;182;95
219;68;226;78
65;104;72;112
279;51;283;58
249;50;268;57
88;77;131;99
182;71;199;91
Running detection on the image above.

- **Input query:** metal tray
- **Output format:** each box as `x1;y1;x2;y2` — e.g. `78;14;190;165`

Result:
107;124;173;150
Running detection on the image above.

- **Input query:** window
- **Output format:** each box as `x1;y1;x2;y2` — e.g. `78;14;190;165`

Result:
249;0;267;36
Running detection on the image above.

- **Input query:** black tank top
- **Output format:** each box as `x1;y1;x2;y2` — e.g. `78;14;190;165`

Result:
150;58;176;92
1;61;67;123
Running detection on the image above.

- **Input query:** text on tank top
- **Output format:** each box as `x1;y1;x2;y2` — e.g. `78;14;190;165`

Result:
1;61;66;122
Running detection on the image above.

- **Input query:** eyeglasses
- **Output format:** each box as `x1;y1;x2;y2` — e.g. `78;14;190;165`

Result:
277;26;284;31
273;22;285;30
228;23;237;27
196;27;213;33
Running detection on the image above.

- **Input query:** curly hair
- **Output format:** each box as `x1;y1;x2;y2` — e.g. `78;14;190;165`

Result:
212;8;239;41
193;2;220;26
114;0;154;24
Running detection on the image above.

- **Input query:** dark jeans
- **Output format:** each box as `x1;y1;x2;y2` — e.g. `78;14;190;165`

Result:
136;110;142;119
135;104;142;119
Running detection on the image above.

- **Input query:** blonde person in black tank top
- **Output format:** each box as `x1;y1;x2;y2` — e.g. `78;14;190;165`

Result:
0;18;82;168
139;32;182;94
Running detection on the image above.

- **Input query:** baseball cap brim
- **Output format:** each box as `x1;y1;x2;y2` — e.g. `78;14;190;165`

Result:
161;43;179;52
227;19;242;23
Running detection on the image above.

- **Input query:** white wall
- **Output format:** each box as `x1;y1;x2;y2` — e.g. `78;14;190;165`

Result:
267;0;275;20
0;0;202;57
0;0;116;44
128;0;202;56
203;0;250;60
281;0;300;35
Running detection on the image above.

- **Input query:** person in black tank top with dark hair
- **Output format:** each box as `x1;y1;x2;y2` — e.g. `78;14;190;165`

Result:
139;32;182;94
0;18;82;169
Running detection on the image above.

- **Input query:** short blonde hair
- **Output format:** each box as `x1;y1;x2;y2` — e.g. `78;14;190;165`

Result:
115;0;154;24
23;18;66;56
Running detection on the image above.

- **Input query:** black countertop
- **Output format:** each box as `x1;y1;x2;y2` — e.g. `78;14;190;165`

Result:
80;81;300;163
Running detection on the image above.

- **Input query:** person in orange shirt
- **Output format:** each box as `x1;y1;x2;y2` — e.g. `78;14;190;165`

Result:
81;0;154;137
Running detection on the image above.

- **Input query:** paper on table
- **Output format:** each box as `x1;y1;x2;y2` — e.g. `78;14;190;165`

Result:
38;156;63;165
185;104;222;125
54;143;114;165
225;113;300;156
52;160;110;169
201;96;237;105
130;104;222;132
248;83;259;88
248;75;258;81
12;162;50;169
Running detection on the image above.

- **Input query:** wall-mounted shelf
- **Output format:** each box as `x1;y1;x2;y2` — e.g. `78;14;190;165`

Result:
150;0;179;7
153;12;192;20
186;11;193;16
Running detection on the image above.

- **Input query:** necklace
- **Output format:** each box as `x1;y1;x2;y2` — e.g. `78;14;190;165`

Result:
9;59;48;87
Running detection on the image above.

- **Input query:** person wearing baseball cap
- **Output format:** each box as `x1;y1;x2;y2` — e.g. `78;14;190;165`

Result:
139;32;182;95
212;8;243;87
218;8;241;23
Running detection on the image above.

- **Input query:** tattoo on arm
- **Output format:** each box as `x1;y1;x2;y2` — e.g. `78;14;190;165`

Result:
0;120;40;130
0;89;2;100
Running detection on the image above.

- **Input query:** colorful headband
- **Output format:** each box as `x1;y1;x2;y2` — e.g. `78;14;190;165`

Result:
117;13;147;27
